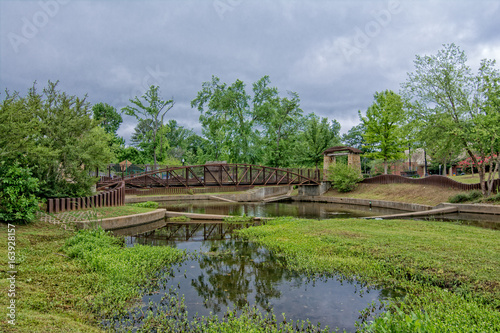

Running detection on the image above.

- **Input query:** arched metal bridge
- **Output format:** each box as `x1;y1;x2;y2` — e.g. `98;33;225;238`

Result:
97;163;321;189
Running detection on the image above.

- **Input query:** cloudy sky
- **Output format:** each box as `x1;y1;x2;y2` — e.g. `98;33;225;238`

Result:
1;0;499;144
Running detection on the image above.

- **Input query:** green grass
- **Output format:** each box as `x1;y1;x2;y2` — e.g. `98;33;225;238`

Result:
57;205;158;219
0;220;185;332
3;215;499;332
449;173;499;184
237;217;500;332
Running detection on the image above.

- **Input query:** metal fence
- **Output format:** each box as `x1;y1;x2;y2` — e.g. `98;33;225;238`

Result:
45;181;125;214
361;174;499;193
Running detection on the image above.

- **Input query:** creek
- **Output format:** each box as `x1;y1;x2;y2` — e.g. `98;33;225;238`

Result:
117;219;401;332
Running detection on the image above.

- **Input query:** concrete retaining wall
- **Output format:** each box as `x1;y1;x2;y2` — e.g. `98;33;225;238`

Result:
435;203;500;215
298;182;331;196
74;209;166;230
125;186;292;204
293;196;432;212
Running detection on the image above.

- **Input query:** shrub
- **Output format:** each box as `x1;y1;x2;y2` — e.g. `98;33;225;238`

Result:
132;201;159;209
0;162;41;224
484;192;500;203
448;190;483;203
327;163;363;193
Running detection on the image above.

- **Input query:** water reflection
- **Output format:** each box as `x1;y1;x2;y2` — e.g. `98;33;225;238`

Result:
160;200;499;230
120;223;397;332
161;200;400;219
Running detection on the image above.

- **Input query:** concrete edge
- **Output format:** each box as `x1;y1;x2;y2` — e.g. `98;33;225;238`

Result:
166;211;269;221
73;209;166;230
293;196;433;212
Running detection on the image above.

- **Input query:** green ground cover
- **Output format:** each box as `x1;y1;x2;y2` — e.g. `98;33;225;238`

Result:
2;216;499;332
0;220;185;332
237;217;500;332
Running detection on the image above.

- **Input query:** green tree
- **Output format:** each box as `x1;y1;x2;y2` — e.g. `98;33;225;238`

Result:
122;85;174;169
92;102;125;162
0;162;40;224
359;90;406;174
299;114;341;168
0;81;113;197
342;123;366;151
191;76;255;163
253;76;303;167
92;102;123;136
402;44;500;195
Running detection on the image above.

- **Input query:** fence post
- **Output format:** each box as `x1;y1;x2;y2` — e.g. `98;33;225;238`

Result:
48;199;53;213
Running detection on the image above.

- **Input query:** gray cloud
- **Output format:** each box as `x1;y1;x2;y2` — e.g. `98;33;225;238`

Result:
1;0;499;143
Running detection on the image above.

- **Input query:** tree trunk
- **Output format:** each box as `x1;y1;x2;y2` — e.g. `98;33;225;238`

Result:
384;158;388;175
443;161;447;176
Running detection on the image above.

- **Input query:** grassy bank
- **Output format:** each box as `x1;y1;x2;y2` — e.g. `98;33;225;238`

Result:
0;220;185;332
324;183;465;206
2;215;499;332
237;217;500;331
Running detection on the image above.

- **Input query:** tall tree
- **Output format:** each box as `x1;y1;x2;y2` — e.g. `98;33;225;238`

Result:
92;102;123;136
402;44;500;195
359;90;406;174
253;76;303;167
191;76;255;163
299;114;341;168
0;81;113;197
122;85;174;169
342;123;366;151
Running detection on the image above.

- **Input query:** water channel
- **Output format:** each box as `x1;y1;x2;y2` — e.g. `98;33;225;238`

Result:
113;201;411;331
112;200;495;331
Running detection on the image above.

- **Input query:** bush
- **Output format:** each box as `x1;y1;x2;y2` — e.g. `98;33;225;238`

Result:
484;192;500;203
132;201;159;209
0;162;40;224
448;190;483;203
327;163;363;192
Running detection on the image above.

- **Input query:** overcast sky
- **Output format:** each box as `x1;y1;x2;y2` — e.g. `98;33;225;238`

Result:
1;0;499;144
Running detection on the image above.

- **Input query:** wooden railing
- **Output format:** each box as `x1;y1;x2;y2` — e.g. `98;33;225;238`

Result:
361;175;499;193
46;181;125;214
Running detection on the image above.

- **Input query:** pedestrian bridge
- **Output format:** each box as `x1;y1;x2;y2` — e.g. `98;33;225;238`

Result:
97;163;321;189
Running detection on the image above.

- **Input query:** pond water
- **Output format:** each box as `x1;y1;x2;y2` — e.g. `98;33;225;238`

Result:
160;200;398;220
117;222;402;332
159;200;499;230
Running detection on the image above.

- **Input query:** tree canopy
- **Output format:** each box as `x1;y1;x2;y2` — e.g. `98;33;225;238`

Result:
0;81;114;197
359;90;406;174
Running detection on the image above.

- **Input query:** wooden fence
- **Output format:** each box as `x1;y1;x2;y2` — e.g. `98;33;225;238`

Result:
125;185;254;196
46;182;125;214
361;175;500;193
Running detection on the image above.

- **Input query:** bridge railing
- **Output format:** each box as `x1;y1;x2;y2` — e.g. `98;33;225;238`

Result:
98;164;321;188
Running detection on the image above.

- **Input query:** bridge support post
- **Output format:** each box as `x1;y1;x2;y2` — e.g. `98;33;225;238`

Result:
298;182;331;196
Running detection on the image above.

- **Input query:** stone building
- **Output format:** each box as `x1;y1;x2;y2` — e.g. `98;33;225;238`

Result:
323;146;362;180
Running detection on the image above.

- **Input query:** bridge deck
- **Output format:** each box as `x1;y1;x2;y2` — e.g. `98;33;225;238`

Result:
98;163;321;189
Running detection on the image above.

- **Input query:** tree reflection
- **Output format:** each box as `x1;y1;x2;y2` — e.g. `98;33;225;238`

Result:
191;239;299;313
